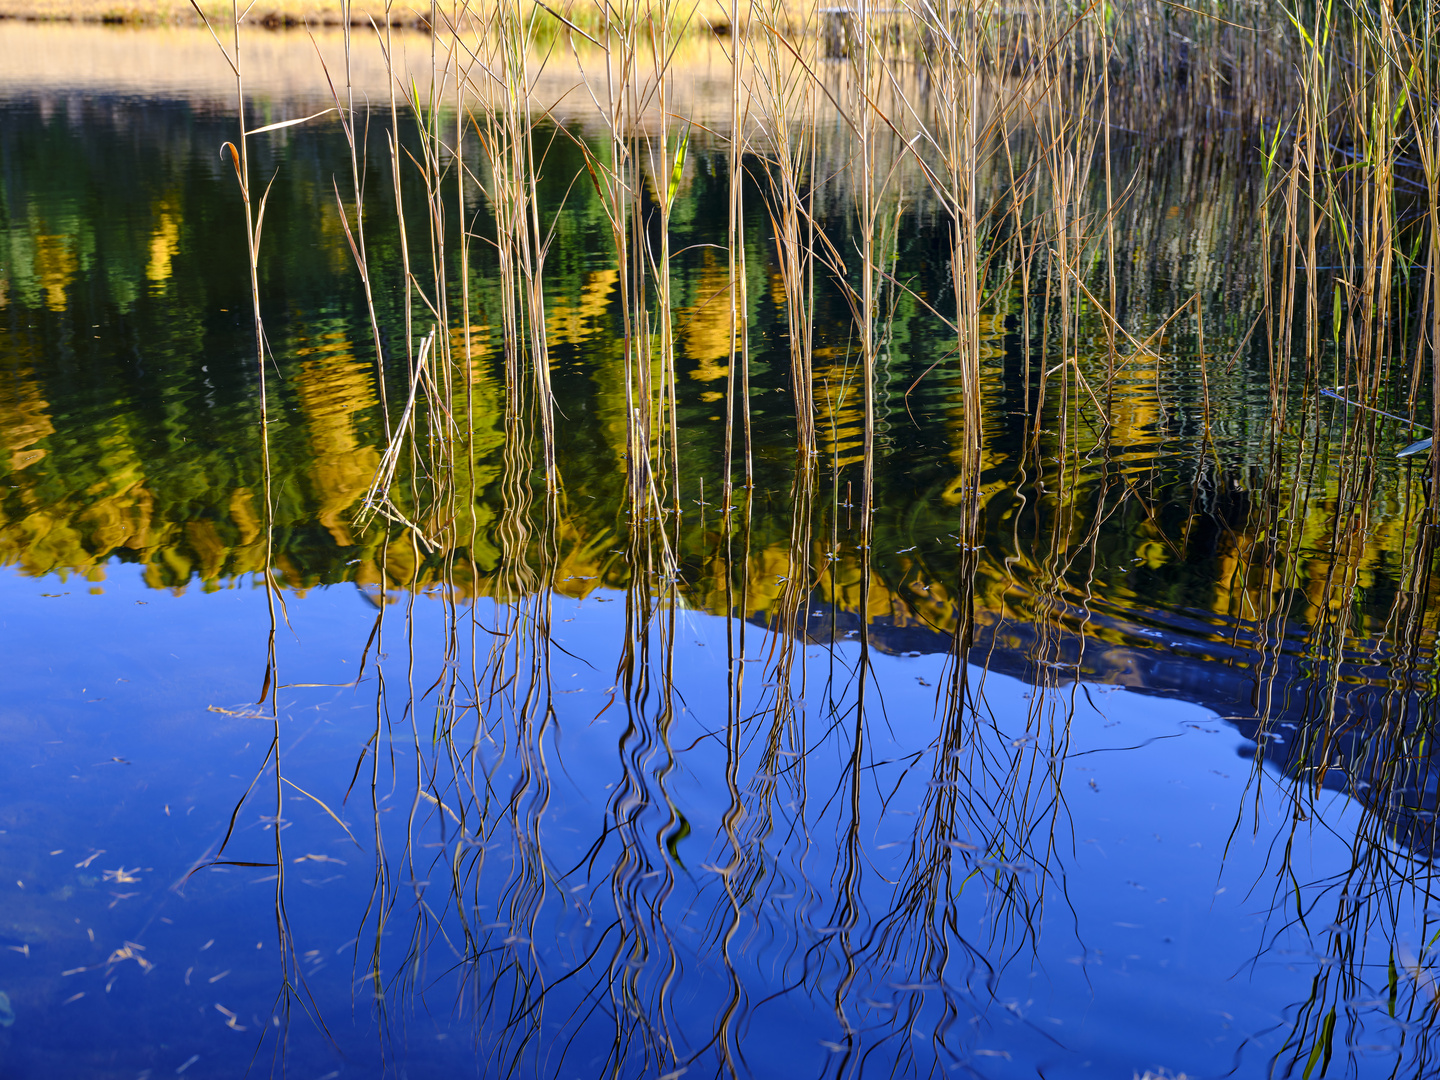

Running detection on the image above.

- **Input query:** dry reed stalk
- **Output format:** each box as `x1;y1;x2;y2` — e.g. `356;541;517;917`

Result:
724;0;752;508
747;5;817;456
324;0;394;436
740;0;817;835
184;0;289;710
643;0;684;522
183;0;379;1044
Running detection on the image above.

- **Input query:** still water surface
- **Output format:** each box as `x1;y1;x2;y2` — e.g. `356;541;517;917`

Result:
1;29;1438;1079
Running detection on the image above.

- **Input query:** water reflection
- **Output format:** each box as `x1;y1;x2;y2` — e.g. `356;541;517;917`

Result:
0;39;1438;1080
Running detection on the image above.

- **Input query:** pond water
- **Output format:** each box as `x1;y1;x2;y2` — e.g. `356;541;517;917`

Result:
2;24;1439;1080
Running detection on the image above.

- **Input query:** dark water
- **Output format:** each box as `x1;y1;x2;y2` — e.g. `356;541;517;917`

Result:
2;72;1439;1080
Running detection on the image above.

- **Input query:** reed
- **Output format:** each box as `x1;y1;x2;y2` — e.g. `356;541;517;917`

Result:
178;0;1440;1071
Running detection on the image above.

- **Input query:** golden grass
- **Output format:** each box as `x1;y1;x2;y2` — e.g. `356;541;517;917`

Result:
0;0;784;30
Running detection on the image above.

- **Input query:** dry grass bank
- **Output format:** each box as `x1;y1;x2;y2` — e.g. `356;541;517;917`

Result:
0;19;747;123
0;0;773;31
0;20;414;97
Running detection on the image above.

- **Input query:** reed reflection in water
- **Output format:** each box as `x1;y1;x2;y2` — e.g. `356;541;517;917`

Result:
1;0;1439;1074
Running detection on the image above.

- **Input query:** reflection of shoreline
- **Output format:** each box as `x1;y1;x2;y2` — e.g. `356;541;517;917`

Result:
8;446;1435;865
786;591;1440;857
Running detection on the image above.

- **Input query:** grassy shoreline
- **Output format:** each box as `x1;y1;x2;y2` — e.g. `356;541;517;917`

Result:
0;20;752;124
0;0;755;31
1;0;408;25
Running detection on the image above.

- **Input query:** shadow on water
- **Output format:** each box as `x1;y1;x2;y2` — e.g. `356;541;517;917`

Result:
1;4;1439;1077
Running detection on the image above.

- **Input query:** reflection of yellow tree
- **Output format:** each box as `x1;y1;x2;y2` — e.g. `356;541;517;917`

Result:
1201;475;1424;629
291;327;381;546
0;287;1431;648
811;347;865;467
546;269;618;347
446;328;507;570
1093;349;1167;469
0;359;53;474
931;306;1009;505
146;194;181;285
0;422;157;582
33;232;79;312
681;248;737;388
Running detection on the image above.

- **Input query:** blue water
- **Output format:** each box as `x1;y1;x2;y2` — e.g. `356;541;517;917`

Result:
1;561;1419;1078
